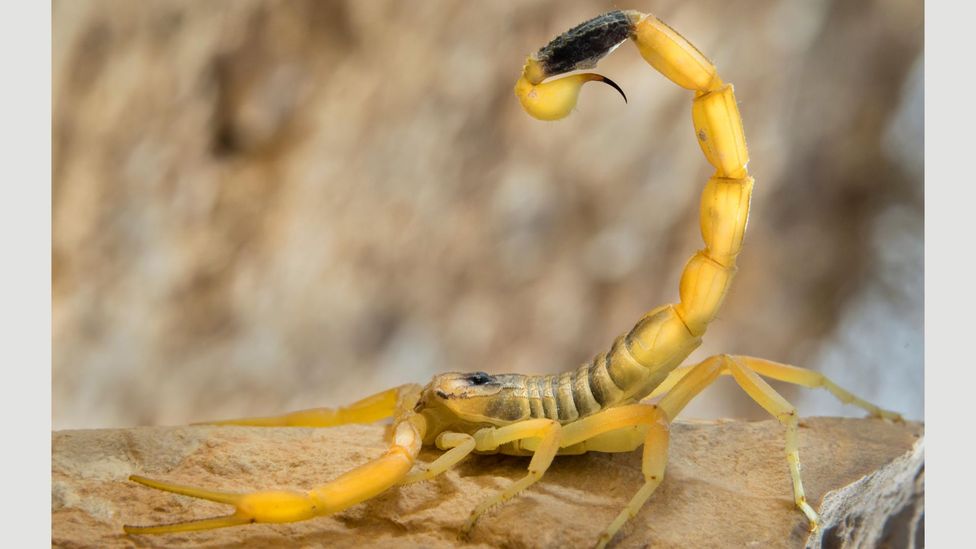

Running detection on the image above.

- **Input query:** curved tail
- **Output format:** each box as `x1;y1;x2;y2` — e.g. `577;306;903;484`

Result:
515;11;752;402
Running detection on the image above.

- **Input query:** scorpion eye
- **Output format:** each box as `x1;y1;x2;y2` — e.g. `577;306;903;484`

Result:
467;372;493;385
435;390;449;399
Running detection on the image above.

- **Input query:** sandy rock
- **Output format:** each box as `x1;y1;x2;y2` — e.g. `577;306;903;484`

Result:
52;417;923;548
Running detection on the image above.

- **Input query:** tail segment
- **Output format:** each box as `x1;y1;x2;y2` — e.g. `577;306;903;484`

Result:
515;12;752;402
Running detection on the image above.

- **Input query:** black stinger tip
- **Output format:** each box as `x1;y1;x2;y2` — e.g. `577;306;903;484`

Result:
598;75;627;104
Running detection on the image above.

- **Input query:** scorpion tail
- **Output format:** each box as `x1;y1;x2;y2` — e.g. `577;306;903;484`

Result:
515;71;626;121
514;10;636;121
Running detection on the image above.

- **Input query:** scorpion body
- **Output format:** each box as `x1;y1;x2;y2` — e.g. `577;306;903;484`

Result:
124;10;901;548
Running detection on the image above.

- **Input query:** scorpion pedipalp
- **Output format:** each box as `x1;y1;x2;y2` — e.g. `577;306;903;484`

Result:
123;385;427;534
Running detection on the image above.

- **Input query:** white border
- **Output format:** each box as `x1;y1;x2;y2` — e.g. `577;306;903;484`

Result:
925;1;971;545
1;0;51;542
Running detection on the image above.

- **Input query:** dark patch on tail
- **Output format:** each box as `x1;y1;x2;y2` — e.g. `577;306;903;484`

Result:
535;11;635;77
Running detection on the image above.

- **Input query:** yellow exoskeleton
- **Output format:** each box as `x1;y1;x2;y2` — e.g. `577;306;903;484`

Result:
123;10;902;548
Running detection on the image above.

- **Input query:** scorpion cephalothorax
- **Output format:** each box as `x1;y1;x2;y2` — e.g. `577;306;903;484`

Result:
124;9;902;548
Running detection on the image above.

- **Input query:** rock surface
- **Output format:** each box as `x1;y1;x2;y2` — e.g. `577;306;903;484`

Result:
52;417;923;548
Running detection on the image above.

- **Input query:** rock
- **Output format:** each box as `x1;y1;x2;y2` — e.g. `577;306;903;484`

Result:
52;417;923;548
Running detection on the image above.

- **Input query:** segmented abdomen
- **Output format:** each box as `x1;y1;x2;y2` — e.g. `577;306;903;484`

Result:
516;336;644;423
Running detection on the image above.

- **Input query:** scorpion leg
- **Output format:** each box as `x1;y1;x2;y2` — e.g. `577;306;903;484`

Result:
728;355;903;422
651;355;820;531
601;357;726;548
400;431;476;485
199;384;422;427
557;403;671;549
553;357;726;548
644;364;698;400
460;418;562;537
650;354;903;533
722;356;820;530
649;357;901;421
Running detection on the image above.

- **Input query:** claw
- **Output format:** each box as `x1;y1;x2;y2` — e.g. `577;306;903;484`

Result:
123;475;317;535
124;513;253;535
127;474;242;504
124;475;249;535
124;413;428;535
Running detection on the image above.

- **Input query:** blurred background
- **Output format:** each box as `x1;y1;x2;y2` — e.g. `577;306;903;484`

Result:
53;0;922;430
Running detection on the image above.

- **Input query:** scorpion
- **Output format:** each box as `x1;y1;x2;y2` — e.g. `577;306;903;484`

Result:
123;9;902;548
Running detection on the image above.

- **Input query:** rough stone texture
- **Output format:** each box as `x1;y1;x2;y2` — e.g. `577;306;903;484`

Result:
52;417;923;548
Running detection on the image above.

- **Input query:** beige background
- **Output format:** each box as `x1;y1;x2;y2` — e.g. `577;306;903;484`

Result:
53;0;923;429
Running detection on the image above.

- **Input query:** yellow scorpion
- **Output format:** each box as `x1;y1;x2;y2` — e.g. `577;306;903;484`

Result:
123;10;902;547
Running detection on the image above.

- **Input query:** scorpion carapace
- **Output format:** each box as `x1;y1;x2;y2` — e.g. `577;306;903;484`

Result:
123;9;902;548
